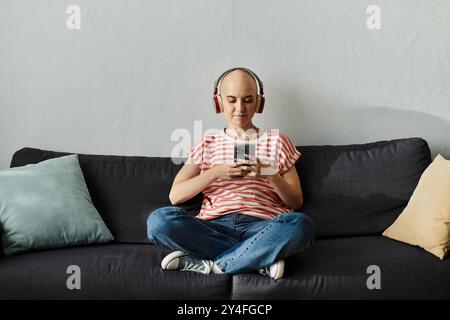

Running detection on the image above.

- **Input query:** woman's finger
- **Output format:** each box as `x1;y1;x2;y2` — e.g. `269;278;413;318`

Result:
230;169;245;176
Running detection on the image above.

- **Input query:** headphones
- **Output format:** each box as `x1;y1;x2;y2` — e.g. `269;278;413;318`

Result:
212;67;265;114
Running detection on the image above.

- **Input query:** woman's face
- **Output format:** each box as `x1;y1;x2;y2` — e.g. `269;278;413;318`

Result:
220;70;259;131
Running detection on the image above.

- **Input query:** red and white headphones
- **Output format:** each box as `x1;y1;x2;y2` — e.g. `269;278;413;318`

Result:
212;67;265;114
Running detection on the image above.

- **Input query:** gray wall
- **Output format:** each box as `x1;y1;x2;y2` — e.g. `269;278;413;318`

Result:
1;0;449;169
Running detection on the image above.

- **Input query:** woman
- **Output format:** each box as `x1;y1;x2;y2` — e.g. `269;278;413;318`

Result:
147;67;315;280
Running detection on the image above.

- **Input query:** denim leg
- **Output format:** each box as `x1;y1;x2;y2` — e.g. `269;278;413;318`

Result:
146;206;240;260
213;212;315;274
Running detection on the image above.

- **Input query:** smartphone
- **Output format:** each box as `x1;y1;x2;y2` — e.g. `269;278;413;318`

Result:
234;141;256;164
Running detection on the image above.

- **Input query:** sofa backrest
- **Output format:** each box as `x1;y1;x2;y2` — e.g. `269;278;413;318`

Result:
10;137;431;242
296;137;431;238
9;148;200;243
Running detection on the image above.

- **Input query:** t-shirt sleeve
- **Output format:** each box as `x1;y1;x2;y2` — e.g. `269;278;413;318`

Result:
277;133;301;175
187;137;204;166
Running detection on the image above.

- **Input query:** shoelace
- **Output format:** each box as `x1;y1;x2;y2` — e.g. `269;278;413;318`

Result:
179;256;213;274
259;266;271;277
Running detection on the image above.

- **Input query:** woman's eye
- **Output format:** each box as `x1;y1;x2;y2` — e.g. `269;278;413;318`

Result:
226;98;252;103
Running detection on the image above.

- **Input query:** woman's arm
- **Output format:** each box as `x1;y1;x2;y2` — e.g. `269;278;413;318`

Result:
169;157;251;205
265;165;303;211
168;156;214;205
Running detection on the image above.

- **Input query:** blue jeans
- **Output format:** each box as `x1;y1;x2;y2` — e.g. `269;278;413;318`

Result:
146;206;315;275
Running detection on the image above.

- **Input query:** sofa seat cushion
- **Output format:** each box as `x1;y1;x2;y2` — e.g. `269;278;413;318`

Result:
231;236;450;300
0;244;230;299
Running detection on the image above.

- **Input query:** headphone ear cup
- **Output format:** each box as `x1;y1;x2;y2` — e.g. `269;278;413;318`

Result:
257;95;265;113
213;95;222;113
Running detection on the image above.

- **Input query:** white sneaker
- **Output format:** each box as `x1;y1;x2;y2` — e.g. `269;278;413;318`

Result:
258;259;284;280
161;251;213;274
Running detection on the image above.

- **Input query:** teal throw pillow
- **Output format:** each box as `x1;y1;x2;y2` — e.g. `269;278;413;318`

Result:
0;154;114;255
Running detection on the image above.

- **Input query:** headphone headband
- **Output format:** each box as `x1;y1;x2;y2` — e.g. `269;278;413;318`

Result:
213;67;264;96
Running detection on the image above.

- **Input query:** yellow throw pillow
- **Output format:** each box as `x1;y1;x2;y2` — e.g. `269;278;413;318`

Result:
382;154;450;260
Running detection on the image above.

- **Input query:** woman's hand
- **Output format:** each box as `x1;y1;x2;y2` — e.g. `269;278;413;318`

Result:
245;158;278;179
209;162;252;180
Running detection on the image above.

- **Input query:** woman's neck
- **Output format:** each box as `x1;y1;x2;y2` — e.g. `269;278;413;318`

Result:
225;125;260;140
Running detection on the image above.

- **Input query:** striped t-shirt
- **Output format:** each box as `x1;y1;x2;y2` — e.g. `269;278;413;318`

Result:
188;128;301;220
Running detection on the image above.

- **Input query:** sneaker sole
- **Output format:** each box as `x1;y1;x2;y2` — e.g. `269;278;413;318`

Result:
161;250;187;270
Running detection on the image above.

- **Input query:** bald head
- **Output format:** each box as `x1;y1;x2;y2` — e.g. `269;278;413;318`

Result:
220;70;258;97
218;69;261;129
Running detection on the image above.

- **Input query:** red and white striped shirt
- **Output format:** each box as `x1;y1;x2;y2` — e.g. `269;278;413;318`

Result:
188;128;301;220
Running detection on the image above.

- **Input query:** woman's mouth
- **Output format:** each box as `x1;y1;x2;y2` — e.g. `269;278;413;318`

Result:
234;114;247;118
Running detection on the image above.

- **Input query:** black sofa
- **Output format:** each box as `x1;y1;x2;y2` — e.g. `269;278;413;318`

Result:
1;137;449;300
